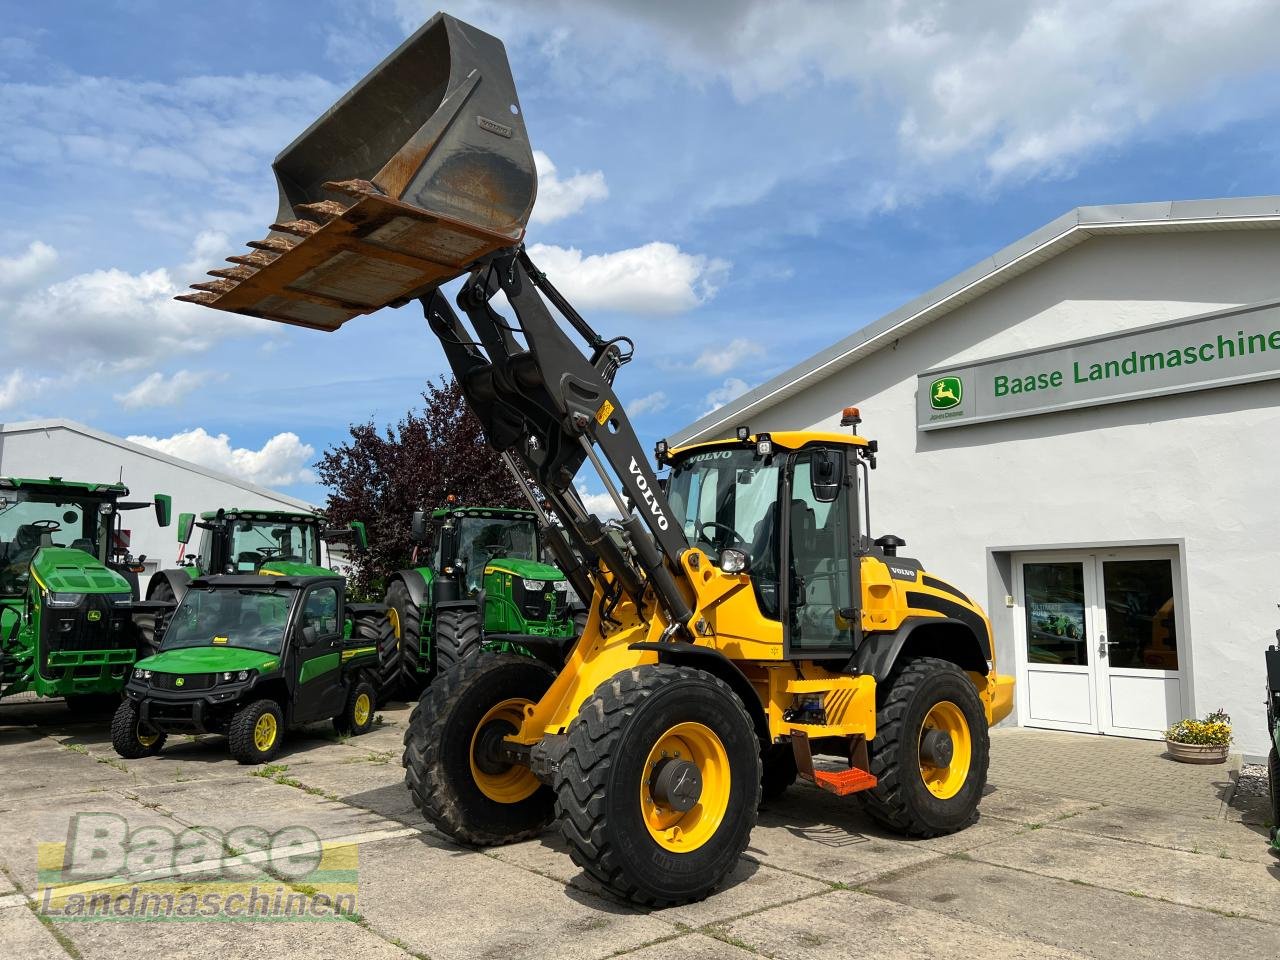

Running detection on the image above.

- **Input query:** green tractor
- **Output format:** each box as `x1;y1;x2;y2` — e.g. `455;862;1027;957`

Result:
113;572;382;763
0;476;172;711
379;505;578;698
1266;634;1279;855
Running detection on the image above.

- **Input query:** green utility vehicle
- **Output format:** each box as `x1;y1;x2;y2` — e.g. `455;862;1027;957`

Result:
1266;634;1279;854
147;507;368;606
113;572;382;764
379;506;576;697
1;477;171;711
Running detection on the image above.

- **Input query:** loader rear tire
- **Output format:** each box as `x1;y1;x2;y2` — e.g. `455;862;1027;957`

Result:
382;580;423;698
857;657;989;837
555;664;761;907
403;652;555;845
760;742;798;802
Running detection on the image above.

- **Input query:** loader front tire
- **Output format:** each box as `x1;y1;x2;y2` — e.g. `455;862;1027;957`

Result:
403;652;555;845
555;664;761;907
858;657;989;837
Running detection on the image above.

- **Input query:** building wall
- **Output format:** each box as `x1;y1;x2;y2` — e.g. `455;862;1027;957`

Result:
0;423;316;592
752;230;1280;756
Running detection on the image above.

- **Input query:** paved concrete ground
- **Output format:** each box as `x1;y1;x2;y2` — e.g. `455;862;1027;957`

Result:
0;702;1275;960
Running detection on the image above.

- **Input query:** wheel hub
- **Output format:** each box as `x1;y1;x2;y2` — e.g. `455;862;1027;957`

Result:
919;728;954;767
650;758;703;812
473;719;517;776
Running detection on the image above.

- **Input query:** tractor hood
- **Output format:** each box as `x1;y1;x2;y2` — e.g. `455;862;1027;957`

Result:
32;548;131;595
136;646;280;675
486;558;565;582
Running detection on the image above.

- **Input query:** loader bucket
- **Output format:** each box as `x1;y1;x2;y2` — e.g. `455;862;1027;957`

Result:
178;12;535;331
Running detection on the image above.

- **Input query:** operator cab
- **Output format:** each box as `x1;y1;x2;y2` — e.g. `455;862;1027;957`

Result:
664;412;878;659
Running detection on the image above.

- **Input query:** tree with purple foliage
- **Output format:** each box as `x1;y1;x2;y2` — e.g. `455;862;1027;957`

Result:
316;377;524;597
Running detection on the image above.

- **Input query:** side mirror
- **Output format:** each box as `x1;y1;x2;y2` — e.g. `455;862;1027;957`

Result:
810;451;844;504
301;625;319;647
176;512;195;546
410;509;427;543
350;521;368;552
154;494;172;528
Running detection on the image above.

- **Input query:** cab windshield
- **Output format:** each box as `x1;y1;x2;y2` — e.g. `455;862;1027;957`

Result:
0;490;111;597
666;448;782;617
454;517;539;593
162;587;292;654
227;519;320;571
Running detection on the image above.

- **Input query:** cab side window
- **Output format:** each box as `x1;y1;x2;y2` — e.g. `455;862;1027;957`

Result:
301;586;340;638
788;452;855;653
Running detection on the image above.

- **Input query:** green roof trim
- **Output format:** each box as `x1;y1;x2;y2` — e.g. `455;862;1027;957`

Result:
429;506;536;520
0;476;130;496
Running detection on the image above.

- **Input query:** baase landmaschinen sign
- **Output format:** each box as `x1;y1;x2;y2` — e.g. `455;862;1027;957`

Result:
916;299;1280;431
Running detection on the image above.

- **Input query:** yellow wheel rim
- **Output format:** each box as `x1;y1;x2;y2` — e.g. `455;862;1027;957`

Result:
353;692;371;726
918;700;972;799
640;722;730;853
137;729;159;748
469;698;539;804
254;712;278;752
387;607;401;640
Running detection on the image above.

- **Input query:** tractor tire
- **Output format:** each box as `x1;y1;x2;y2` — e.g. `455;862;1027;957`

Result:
433;605;482;676
228;698;285;765
404;652;556;845
857;657;990;838
1268;746;1279;840
383;580;423;697
136;578;175;659
334;678;377;737
111;699;166;758
555;664;761;907
760;741;798;802
66;693;121;717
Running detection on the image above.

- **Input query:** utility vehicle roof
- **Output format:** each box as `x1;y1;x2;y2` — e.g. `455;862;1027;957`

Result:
0;476;130;496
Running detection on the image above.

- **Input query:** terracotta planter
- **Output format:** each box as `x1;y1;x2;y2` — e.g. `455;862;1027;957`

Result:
1165;740;1230;764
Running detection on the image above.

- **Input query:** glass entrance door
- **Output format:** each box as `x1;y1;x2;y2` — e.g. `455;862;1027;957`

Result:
1014;550;1186;739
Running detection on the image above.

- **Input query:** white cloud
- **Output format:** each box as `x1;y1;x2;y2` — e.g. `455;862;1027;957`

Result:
694;338;763;376
0;240;57;290
526;241;729;314
701;377;750;417
628;390;668;415
575;482;621;519
530;150;608;225
126;428;316;488
114;370;214;410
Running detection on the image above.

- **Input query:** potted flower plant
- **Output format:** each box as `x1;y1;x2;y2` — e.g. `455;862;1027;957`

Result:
1165;709;1232;764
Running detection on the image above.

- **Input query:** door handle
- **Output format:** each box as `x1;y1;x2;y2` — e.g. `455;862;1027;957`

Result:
1097;635;1107;656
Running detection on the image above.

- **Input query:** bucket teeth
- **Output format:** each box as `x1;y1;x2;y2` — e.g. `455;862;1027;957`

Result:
209;266;255;281
228;251;278;267
322;178;384;199
270;219;321;237
174;291;219;305
296;199;350;222
191;279;238;294
247;236;299;253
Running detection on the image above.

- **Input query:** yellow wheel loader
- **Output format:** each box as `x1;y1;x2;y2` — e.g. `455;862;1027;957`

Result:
180;11;1015;906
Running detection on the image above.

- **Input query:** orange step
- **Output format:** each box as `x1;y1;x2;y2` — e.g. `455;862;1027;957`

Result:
810;767;878;797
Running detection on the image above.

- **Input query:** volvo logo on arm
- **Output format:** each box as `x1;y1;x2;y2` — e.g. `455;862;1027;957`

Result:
628;457;669;531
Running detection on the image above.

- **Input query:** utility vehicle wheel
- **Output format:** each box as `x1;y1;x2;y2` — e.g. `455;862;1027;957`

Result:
433;605;482;675
66;693;120;716
760;742;798;802
383;580;423;695
555;664;761;907
228;699;285;764
111;699;166;758
857;657;989;837
404;652;555;845
1268;747;1279;841
334;679;377;736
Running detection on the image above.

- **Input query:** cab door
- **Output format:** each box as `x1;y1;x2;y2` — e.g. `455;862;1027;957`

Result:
290;584;347;722
782;448;861;658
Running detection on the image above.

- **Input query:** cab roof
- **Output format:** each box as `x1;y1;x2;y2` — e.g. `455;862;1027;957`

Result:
431;505;536;521
201;508;322;522
669;430;868;459
0;476;129;496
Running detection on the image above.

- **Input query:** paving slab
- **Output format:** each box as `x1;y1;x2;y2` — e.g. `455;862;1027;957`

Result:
490;832;829;926
354;834;676;960
722;887;1086;959
1046;801;1272;862
262;754;425;827
867;856;1280;960
0;742;134;800
55;911;413;960
977;784;1102;825
970;827;1280;923
615;932;756;959
0;900;68;960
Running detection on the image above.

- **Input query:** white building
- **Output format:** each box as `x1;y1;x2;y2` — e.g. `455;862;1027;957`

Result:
672;196;1280;759
0;419;318;591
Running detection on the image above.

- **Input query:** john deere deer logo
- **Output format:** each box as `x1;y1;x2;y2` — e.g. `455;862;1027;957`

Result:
175;677;185;687
930;376;963;410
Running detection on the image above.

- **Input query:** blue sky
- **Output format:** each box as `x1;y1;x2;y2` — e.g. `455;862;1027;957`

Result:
2;0;1279;508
